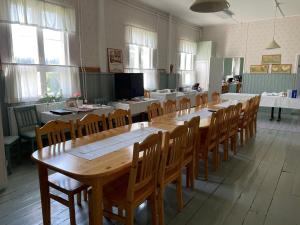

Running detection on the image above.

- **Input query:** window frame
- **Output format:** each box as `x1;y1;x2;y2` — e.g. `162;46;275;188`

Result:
127;44;155;70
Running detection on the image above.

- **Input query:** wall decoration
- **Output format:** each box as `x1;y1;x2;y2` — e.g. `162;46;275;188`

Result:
261;54;281;64
271;64;292;74
250;65;269;74
107;48;124;73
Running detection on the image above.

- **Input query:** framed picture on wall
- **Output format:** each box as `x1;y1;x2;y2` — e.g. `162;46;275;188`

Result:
271;64;292;74
107;48;124;73
261;54;281;64
250;65;269;74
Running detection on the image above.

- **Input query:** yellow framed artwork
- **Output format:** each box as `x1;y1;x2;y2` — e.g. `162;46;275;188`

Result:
271;64;292;74
261;54;281;64
250;65;269;74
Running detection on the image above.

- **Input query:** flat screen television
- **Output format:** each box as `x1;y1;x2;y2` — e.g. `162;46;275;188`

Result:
114;73;144;100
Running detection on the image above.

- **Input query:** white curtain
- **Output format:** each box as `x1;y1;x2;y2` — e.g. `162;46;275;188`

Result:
0;0;76;32
3;64;80;103
178;39;197;55
195;60;209;91
125;25;157;49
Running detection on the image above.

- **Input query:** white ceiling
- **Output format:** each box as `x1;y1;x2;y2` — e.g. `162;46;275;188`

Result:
135;0;300;26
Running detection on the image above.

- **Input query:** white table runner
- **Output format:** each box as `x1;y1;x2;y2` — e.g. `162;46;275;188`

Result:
69;127;165;160
216;100;241;108
176;109;212;122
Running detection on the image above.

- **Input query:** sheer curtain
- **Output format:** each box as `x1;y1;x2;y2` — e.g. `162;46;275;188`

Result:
125;25;158;91
178;39;197;87
0;0;80;104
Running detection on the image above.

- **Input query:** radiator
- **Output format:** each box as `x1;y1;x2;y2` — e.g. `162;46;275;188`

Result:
8;101;65;136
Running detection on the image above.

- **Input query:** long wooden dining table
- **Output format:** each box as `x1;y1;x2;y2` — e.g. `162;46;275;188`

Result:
31;103;243;225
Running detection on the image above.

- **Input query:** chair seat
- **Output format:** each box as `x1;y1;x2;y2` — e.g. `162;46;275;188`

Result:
20;130;36;139
4;136;19;146
49;173;86;193
103;175;154;207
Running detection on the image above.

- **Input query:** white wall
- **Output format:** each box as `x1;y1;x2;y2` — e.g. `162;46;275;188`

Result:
202;16;300;73
79;0;201;71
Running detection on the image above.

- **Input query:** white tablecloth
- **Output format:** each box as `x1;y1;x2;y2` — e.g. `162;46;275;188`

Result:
40;106;114;123
221;93;258;102
260;94;300;109
112;98;159;115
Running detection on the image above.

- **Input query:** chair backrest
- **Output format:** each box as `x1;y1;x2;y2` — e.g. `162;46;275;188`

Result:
159;125;188;184
14;105;40;133
179;97;191;110
225;105;235;131
195;94;204;107
144;90;150;98
147;102;163;121
254;95;261;113
108;109;132;129
35;120;75;149
201;93;208;106
212;92;221;103
184;116;200;157
127;132;163;202
77;114;107;137
216;108;227;136
206;112;218;147
163;100;177;114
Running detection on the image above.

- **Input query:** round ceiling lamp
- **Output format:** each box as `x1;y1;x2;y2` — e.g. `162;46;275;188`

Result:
190;0;230;13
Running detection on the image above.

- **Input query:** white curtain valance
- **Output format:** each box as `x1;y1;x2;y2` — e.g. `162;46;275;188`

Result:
0;0;76;32
125;25;157;49
179;39;197;55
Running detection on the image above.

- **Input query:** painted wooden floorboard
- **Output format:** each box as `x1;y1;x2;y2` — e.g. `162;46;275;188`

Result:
1;113;300;225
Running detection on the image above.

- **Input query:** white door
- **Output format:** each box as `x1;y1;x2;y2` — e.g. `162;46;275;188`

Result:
208;57;224;101
0;106;7;190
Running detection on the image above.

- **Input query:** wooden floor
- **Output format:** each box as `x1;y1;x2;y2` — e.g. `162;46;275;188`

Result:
1;112;300;225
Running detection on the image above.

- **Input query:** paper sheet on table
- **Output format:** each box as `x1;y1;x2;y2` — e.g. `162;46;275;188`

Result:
69;127;165;160
176;109;212;122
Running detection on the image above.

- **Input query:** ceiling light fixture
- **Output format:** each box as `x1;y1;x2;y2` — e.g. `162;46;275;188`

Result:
266;0;282;50
190;0;230;13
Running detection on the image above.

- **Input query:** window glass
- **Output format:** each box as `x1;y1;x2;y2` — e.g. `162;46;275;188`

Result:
43;29;66;65
11;24;39;64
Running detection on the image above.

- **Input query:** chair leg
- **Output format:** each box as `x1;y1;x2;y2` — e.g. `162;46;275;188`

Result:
204;158;208;181
176;176;183;212
190;161;195;189
158;189;165;225
240;129;244;146
76;192;82;206
83;189;88;201
5;147;12;175
212;149;218;171
223;140;229;161
126;206;134;225
149;193;158;225
68;194;76;225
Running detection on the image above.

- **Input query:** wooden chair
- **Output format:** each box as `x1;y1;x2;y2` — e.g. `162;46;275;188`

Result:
103;132;163;225
229;103;242;154
179;97;191;110
158;125;188;225
238;100;250;146
195;94;204;107
147;102;163;121
253;95;261;135
108;109;132;129
14;105;40;152
201;92;208;106
183;116;200;188
77;114;107;137
35;120;87;225
163;100;177;114
211;92;221;103
248;98;256;138
217;108;230;161
197;112;219;180
144;90;150;98
4;136;20;174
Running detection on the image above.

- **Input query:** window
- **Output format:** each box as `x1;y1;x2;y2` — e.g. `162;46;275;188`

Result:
179;53;194;71
128;44;154;70
11;24;39;64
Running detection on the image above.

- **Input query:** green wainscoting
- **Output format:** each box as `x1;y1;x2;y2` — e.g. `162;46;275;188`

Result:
242;73;297;94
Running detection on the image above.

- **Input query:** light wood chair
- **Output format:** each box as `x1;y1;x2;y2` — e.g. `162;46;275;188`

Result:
197;112;219;180
201;92;208;106
179;97;191;110
77;114;107;137
238;100;250;146
144;90;150;98
217;108;230;161
183;116;200;188
102;132;163;225
158;125;188;225
229;103;242;154
253;95;261;135
195;94;204;107
163;100;177;114
108;109;132;129
211;91;221;103
35;120;87;225
248;98;256;138
147;102;163;121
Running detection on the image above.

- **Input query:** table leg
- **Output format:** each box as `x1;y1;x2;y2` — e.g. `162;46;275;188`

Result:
89;180;103;225
270;107;274;121
277;107;282;122
38;164;51;225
